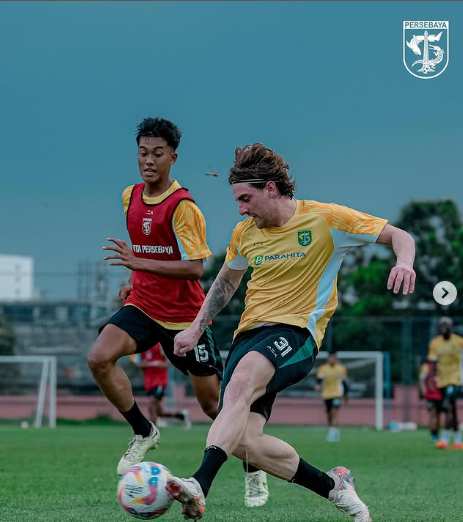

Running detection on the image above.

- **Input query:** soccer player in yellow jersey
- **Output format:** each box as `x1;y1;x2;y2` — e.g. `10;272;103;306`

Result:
428;317;463;450
317;352;348;442
168;143;416;521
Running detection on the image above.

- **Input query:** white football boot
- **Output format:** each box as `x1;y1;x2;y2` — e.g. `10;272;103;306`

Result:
244;470;269;507
328;466;371;522
117;422;160;475
166;476;206;520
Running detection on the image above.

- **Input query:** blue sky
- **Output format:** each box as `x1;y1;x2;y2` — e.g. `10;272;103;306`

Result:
1;2;462;299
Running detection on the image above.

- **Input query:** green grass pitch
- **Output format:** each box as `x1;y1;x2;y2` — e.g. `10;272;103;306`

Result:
2;423;461;521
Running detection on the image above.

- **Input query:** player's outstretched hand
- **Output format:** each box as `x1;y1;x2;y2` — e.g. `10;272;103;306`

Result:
174;328;202;358
119;284;133;302
103;238;142;271
387;264;416;295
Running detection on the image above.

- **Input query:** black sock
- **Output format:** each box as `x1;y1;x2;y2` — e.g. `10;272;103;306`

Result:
243;461;260;473
175;412;185;420
192;445;228;497
289;458;335;499
120;401;152;437
431;429;438;437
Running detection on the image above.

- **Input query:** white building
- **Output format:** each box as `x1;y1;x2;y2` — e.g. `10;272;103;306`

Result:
0;255;34;301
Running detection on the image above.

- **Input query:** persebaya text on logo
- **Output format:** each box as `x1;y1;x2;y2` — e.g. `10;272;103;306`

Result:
298;230;312;246
403;21;449;79
254;255;264;266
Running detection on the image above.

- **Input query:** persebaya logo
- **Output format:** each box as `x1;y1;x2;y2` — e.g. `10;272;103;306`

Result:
403;21;449;79
254;255;264;266
298;230;312;247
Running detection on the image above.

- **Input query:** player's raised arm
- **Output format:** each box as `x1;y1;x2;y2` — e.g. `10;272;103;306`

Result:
103;237;205;280
376;223;416;294
174;264;247;356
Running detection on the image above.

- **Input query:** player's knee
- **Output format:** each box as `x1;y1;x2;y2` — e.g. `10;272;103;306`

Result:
87;344;114;376
223;373;253;405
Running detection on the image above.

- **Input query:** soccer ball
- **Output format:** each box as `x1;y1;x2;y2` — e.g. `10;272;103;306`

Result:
117;462;174;519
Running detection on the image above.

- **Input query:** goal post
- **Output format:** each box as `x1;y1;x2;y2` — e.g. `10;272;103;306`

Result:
317;351;384;430
220;350;385;430
0;355;57;428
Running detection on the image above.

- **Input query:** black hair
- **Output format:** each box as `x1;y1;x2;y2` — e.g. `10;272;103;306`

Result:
135;117;182;150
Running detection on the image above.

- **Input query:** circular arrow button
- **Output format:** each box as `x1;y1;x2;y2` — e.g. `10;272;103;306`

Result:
433;281;457;306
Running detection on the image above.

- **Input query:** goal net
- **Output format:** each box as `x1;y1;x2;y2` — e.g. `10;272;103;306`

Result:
0;355;57;428
302;351;383;429
152;349;385;430
218;350;384;430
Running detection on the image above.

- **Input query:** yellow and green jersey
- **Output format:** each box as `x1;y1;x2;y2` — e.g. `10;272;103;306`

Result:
317;363;348;399
225;199;387;346
428;334;463;388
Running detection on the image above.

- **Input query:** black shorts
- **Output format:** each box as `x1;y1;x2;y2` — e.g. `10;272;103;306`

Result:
426;399;444;412
147;385;167;400
218;324;318;421
99;305;223;378
440;385;460;410
325;398;341;413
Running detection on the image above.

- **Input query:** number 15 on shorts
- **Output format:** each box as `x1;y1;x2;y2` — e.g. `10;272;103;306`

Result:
194;344;209;363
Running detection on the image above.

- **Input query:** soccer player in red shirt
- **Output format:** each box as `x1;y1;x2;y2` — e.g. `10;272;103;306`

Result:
88;118;223;475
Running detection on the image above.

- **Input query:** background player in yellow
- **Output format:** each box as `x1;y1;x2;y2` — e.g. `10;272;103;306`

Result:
316;352;348;442
428;317;463;449
167;143;416;522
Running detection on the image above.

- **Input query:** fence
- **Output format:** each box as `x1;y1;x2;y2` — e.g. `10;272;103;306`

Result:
1;314;462;426
5;314;462;392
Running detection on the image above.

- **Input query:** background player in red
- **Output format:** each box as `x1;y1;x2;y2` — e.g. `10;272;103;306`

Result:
131;343;191;429
419;358;442;442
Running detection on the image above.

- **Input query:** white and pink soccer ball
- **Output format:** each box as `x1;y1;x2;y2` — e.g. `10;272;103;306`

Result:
117;462;173;519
